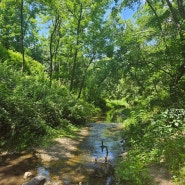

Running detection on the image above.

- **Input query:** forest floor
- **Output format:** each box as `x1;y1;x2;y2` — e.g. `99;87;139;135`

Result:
0;123;173;185
150;165;173;185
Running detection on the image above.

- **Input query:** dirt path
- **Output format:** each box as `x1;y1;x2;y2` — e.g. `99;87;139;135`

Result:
150;165;173;185
0;125;91;185
36;125;91;163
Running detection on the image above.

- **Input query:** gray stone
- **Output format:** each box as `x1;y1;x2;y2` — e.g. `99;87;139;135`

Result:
22;176;46;185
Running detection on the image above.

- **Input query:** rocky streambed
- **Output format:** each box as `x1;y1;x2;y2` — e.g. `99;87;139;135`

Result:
0;123;124;185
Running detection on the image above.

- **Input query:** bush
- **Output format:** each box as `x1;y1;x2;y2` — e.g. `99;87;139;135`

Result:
0;65;48;151
116;150;151;185
0;59;97;151
0;48;44;75
0;44;9;60
116;106;185;184
163;137;185;171
62;98;97;125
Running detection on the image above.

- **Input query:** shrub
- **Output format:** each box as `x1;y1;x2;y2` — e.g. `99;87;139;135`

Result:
116;150;151;185
2;49;44;74
0;59;97;151
163;137;185;171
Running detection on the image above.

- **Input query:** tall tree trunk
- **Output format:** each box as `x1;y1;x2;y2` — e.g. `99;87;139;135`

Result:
165;0;185;99
70;3;83;92
177;0;185;19
20;0;25;73
146;0;172;60
146;0;162;31
49;15;61;87
77;55;95;99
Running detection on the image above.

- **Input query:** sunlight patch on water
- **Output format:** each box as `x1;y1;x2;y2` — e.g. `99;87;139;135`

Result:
37;166;50;180
36;123;123;184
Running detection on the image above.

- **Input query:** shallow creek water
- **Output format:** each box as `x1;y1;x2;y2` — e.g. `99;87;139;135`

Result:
0;123;124;185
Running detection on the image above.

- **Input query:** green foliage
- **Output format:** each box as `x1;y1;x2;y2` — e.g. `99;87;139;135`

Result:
4;50;44;74
0;44;9;60
116;105;185;184
163;109;185;128
163;137;185;171
0;55;97;152
116;150;151;185
162;137;185;185
105;99;130;122
63;98;97;125
0;45;44;74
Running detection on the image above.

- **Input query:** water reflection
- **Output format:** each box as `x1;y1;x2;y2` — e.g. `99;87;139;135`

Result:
36;123;123;185
37;166;50;180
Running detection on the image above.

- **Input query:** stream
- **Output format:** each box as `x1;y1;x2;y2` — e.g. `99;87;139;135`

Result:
0;123;124;185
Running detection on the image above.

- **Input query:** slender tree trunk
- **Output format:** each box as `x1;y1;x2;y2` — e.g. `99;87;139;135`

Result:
70;3;83;92
177;0;185;19
77;55;95;99
165;0;185;99
165;0;185;75
49;30;54;87
49;15;61;87
20;0;25;73
146;0;162;31
146;0;172;61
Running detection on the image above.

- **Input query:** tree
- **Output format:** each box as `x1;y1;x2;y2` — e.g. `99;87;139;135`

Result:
49;14;61;86
109;0;185;106
0;0;42;66
39;0;113;93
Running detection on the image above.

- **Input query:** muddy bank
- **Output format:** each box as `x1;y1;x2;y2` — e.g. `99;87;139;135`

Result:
0;152;38;185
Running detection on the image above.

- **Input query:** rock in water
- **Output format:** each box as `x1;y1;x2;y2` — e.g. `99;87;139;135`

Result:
22;176;46;185
23;172;33;179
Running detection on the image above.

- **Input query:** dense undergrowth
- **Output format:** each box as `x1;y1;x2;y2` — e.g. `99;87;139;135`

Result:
108;99;185;185
0;49;97;152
